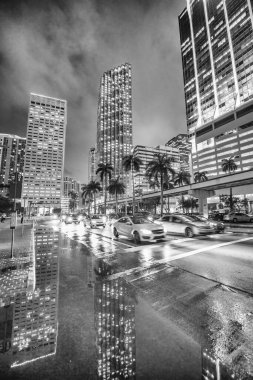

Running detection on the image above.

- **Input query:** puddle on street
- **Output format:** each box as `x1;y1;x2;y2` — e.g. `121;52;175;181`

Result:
1;224;252;379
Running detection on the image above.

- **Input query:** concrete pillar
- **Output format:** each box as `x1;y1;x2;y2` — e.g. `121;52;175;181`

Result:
189;189;215;216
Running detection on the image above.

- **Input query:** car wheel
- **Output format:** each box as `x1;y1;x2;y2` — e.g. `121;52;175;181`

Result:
185;227;194;238
233;218;237;223
133;231;141;244
113;228;119;238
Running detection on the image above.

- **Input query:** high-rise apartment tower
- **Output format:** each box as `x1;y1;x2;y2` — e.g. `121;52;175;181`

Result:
22;93;67;211
179;0;253;178
0;134;26;196
97;63;133;189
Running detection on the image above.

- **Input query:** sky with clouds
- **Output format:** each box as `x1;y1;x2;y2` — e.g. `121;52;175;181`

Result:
0;0;187;183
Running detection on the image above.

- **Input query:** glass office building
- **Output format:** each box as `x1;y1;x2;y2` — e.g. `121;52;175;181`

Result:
22;94;67;211
97;63;133;190
0;134;26;196
179;0;253;178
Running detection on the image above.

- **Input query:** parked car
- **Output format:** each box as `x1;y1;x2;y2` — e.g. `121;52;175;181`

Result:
223;212;253;223
113;215;165;244
86;214;106;228
189;215;225;233
156;214;213;238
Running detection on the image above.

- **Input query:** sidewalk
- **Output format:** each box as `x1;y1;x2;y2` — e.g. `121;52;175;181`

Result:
0;220;35;306
0;219;34;259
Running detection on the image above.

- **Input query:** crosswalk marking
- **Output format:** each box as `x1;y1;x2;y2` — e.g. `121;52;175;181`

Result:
107;236;253;280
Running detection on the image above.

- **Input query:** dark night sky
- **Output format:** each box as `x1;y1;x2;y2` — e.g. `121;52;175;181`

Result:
0;0;186;183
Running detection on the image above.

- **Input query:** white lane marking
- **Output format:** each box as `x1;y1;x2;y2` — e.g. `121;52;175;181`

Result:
107;236;253;280
123;237;197;253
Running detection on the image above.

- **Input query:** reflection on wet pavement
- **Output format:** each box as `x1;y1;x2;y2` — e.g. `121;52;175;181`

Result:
0;226;59;369
94;263;136;379
1;222;252;379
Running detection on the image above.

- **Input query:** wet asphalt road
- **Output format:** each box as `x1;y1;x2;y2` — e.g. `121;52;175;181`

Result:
57;221;253;379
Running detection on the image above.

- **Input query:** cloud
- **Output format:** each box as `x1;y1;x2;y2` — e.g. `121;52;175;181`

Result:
0;0;186;183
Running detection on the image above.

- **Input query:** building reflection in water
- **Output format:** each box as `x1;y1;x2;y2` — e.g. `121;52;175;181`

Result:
94;259;136;380
0;226;59;368
202;349;238;380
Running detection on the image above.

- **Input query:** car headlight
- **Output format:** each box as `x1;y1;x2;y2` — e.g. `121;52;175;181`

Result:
209;222;216;227
93;220;97;224
102;216;107;223
140;229;152;235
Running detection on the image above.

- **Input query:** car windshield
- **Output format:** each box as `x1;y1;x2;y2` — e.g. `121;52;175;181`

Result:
130;217;153;224
92;215;102;219
190;215;207;222
180;215;196;222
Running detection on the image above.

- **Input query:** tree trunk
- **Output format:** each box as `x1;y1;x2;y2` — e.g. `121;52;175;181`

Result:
131;160;135;215
115;190;118;214
229;186;233;211
104;177;107;215
160;174;164;217
88;199;90;216
94;193;96;214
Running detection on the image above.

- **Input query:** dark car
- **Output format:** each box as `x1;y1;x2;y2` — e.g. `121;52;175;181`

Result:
190;215;225;233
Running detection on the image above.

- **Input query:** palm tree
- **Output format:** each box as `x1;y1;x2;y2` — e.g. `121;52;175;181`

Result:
96;163;114;215
174;170;191;187
68;190;78;212
81;185;93;216
107;177;126;214
148;179;160;191
122;154;143;215
194;171;208;183
221;155;239;210
145;153;175;216
221;156;238;174
86;181;102;214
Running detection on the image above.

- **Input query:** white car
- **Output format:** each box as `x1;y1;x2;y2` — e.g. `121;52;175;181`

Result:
223;212;253;223
86;214;106;228
156;214;213;238
113;216;165;244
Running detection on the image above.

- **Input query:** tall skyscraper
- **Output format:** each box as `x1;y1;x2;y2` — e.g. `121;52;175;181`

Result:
179;0;253;178
22;93;67;212
0;134;26;196
97;63;133;189
165;134;191;172
88;147;97;181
